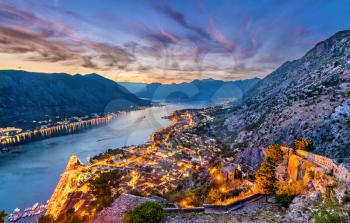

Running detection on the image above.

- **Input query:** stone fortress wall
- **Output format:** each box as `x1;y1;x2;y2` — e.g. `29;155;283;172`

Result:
296;149;350;182
281;146;350;182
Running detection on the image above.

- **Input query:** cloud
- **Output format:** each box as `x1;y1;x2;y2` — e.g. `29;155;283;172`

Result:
135;26;180;47
0;1;325;83
151;2;209;39
150;2;236;54
0;3;134;71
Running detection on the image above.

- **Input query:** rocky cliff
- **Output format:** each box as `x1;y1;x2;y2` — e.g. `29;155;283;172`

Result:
46;155;85;218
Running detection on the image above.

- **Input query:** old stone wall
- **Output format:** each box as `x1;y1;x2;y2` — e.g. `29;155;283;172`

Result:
296;150;350;182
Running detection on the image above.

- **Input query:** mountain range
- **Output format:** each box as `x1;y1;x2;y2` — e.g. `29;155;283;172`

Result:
118;78;260;102
210;30;350;170
0;71;151;129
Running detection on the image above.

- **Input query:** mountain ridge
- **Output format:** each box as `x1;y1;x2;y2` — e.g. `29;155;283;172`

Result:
211;29;350;170
0;70;151;129
119;77;260;102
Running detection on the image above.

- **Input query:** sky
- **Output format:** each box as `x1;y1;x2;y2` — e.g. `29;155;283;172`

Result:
0;0;350;83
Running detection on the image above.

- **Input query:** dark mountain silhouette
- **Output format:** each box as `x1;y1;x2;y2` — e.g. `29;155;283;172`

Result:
0;70;151;129
118;78;260;102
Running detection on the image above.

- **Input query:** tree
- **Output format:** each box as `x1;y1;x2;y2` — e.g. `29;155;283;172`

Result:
292;138;315;151
123;202;164;223
255;144;284;199
0;210;7;223
265;144;284;164
88;169;122;211
255;157;278;199
276;181;304;207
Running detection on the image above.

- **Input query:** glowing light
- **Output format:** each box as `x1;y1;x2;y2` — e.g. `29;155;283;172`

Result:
220;186;227;193
127;170;140;189
180;200;188;208
0;115;114;148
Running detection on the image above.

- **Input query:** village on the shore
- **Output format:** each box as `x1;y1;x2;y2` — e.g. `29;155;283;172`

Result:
0;113;115;151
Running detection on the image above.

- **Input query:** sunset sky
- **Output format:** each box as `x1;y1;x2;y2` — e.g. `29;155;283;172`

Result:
1;0;350;83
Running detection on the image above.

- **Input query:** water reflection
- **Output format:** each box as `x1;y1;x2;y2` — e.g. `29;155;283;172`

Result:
0;103;209;213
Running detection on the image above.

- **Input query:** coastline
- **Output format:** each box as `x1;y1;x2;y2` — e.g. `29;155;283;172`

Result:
0;105;156;152
0;103;209;215
44;105;234;219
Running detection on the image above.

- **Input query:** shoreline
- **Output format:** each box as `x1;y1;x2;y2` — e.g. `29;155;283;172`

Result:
0;105;157;153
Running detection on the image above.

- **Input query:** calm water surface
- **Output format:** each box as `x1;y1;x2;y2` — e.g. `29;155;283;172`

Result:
0;104;208;213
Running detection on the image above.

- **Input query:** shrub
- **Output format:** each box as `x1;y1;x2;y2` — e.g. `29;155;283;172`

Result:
313;208;345;223
292;138;315;151
0;210;7;223
88;169;123;211
276;181;304;207
123;202;164;223
277;181;304;196
276;194;295;207
307;170;315;180
167;189;201;207
206;188;223;203
265;144;284;164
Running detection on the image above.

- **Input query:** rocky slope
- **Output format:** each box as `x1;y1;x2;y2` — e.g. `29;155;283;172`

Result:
211;30;350;170
0;70;150;129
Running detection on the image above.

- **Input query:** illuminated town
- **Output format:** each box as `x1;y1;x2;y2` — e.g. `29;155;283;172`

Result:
45;107;254;219
1;1;350;222
0;114;114;150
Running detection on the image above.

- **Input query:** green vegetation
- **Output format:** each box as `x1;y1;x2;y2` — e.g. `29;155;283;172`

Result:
255;157;277;195
89;149;126;163
0;210;7;223
307;170;315;180
255;144;283;198
206;188;243;204
38;209;85;223
167;188;202;207
245;114;266;131
276;181;304;207
88;169;123;212
265;144;284;164
312;202;346;223
292;138;315;151
123;202;164;223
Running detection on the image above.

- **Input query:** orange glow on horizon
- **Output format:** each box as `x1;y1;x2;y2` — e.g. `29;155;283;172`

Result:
0;54;252;84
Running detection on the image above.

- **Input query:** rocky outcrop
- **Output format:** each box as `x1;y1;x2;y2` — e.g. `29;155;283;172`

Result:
46;155;84;218
90;194;158;223
165;202;286;223
287;155;305;181
285;192;321;223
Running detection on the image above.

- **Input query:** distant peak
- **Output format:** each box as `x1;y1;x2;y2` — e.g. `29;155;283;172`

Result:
333;29;350;37
85;73;105;79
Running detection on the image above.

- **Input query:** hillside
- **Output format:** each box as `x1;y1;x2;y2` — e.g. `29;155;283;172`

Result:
118;78;260;102
117;82;148;94
211;30;350;170
0;70;151;129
